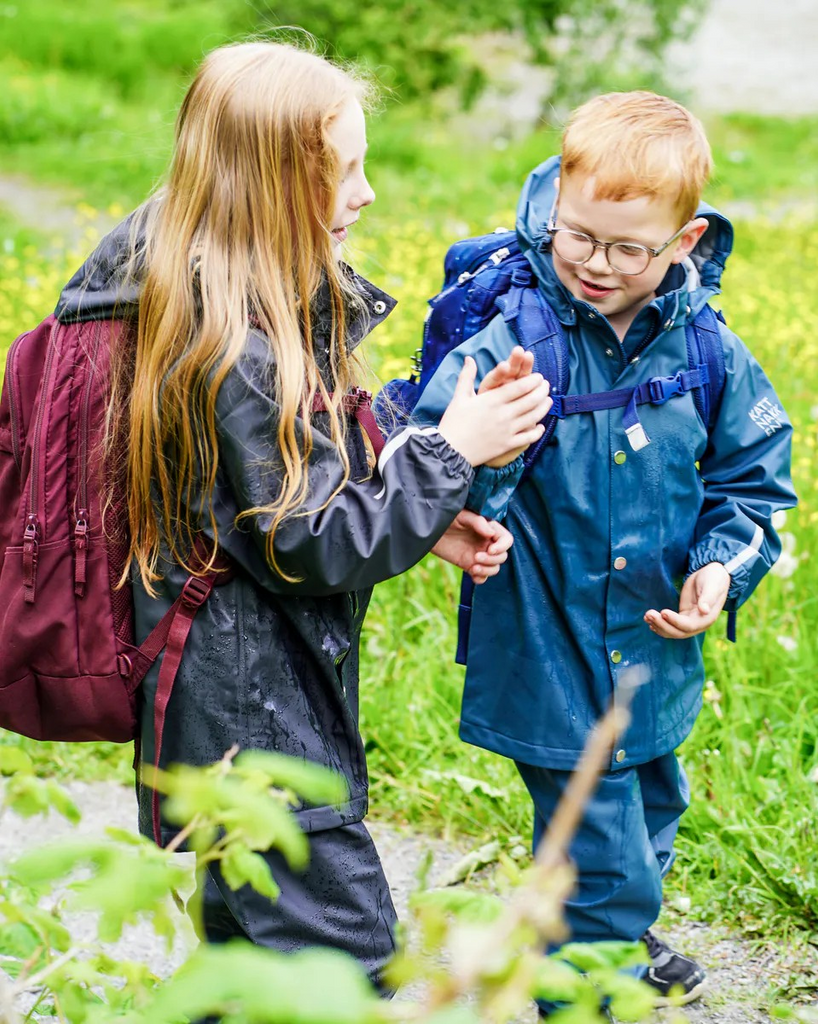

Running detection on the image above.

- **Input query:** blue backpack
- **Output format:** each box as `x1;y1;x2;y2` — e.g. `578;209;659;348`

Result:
374;229;729;658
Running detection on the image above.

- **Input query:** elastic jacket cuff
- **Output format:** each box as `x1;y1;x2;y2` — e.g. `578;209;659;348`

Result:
687;547;747;600
466;457;524;517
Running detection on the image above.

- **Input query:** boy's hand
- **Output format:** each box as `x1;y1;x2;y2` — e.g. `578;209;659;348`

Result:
432;510;513;584
477;347;550;468
478;347;536;394
644;562;731;639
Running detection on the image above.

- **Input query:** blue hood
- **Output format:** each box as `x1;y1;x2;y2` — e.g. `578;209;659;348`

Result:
515;155;735;320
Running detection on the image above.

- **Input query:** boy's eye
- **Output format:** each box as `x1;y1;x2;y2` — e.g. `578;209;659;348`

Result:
615;243;648;257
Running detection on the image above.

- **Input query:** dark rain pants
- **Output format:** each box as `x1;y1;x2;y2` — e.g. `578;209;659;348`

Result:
516;753;690;1017
196;820;398;992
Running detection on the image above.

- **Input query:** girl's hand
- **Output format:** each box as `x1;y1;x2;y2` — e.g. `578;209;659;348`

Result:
432;510;513;584
438;357;552;467
477;347;548;467
644;562;731;639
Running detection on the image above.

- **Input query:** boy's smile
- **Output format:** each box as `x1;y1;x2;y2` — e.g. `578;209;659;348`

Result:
550;174;708;340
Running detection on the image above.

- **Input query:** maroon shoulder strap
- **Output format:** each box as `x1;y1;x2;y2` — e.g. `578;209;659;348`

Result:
134;546;235;846
312;387;385;457
146;575;214;844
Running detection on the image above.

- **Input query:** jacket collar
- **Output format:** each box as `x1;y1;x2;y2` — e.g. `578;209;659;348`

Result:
339;265;397;350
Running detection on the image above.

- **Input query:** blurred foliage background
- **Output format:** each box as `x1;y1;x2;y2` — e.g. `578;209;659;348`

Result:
0;0;817;1002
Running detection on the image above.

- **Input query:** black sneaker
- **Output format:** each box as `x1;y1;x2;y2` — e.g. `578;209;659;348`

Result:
642;929;707;1006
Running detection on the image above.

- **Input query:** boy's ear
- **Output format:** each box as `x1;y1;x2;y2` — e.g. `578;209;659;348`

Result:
671;217;710;263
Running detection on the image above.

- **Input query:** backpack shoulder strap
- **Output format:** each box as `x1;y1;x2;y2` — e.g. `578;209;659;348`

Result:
496;275;569;474
685;303;726;432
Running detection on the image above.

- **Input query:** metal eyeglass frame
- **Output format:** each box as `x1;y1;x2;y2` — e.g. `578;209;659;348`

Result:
543;196;690;276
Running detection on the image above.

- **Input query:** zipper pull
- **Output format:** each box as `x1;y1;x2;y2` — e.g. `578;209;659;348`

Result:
74;511;89;597
22;514;39;604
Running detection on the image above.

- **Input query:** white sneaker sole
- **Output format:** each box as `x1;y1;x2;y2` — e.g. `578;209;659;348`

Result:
651;977;708;1007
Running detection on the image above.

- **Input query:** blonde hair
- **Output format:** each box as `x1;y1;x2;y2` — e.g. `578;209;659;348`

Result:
561;91;713;222
109;41;372;593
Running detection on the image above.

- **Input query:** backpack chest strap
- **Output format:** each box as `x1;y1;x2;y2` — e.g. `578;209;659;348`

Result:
549;364;711;452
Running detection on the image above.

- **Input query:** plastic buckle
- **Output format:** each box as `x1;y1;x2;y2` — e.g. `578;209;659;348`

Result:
647;373;684;404
550;394;566;419
181;575;212;608
510;267;532;287
343;386;373;413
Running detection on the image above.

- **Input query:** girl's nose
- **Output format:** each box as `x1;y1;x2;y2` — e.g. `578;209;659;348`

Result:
352;176;376;210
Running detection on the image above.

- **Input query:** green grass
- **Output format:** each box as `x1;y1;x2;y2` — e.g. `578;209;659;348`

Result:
0;6;816;958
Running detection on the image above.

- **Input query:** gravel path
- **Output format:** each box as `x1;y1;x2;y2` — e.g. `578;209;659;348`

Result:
667;0;818;116
2;780;805;1023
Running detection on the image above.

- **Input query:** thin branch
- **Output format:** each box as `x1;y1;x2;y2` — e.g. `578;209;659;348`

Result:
164;814;202;855
10;947;82;998
416;684;639;1012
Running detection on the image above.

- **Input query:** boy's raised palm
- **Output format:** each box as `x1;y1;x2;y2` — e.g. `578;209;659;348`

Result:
644;562;731;639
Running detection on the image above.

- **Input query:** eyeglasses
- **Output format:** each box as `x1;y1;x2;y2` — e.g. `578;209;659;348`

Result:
544;197;690;277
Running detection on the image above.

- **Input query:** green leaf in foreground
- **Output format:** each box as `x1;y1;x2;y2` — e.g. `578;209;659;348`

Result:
220;844;280;900
3;775;80;822
0;747;34;775
410;886;505;924
123;941;384;1024
233;749;350;807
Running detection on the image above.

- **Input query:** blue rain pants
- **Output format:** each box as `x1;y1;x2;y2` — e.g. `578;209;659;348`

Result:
516;753;690;1017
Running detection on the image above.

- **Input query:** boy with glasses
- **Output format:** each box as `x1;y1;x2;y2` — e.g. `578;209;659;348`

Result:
415;91;795;1015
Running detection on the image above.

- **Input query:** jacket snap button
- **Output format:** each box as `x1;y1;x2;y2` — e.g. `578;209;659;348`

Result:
614;557;627;570
615;749;626;763
373;300;387;315
605;347;614;357
614;451;627;465
588;312;596;319
610;650;622;664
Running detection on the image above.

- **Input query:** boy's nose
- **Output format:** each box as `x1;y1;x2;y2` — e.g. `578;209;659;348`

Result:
585;246;612;274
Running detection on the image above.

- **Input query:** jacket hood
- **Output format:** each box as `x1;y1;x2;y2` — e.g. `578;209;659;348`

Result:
54;213;396;347
56;216;141;324
515;155;735;321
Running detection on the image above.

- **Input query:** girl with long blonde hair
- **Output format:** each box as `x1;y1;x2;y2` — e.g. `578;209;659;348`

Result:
54;41;550;988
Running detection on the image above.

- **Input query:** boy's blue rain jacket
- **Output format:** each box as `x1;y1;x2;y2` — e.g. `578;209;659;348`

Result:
413;156;797;771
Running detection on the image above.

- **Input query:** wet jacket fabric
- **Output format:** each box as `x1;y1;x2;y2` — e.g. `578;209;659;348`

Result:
414;156;796;772
56;219;475;845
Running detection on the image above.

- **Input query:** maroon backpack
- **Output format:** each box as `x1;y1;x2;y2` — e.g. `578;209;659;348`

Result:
0;313;229;752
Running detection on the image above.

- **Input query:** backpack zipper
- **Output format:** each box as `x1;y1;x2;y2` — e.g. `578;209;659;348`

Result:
74;324;102;597
22;321;61;603
6;331;27;473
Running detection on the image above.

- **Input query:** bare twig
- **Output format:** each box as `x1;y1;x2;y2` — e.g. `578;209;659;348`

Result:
413;683;639;1014
10;947;82;998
